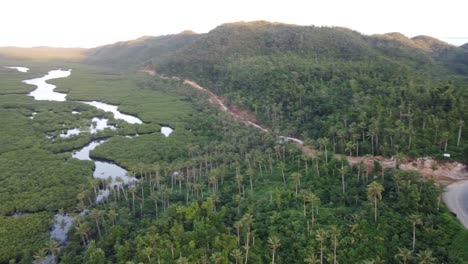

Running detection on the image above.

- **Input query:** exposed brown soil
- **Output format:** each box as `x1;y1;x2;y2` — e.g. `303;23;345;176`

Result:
140;68;156;76
345;155;468;185
142;68;468;186
183;80;266;130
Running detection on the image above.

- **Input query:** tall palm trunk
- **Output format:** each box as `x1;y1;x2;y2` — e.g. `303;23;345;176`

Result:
374;197;378;222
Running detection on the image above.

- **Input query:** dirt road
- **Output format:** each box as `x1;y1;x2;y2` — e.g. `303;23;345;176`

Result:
443;180;468;228
142;68;468;227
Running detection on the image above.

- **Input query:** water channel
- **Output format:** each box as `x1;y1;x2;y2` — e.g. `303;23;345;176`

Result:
17;68;173;262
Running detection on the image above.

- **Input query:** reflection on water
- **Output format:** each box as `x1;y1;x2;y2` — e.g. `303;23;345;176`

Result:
50;214;74;243
47;117;116;140
3;66;29;72
81;101;143;124
59;128;81;138
29;112;37;119
161;126;173;137
90;117;116;133
25;69;71;101
72;140;136;202
72;141;102;160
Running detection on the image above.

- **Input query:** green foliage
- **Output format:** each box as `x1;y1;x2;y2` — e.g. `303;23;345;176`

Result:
55;73;468;263
87;21;468;160
0;148;93;215
3;23;468;262
0;212;51;262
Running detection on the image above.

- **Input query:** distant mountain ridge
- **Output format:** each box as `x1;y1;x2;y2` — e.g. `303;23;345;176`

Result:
1;21;466;72
82;21;468;76
85;33;201;68
0;46;85;61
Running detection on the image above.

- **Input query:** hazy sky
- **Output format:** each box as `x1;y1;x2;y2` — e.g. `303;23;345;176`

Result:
1;0;467;48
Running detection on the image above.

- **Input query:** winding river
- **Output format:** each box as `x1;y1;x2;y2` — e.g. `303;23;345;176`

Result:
17;68;173;262
25;69;71;101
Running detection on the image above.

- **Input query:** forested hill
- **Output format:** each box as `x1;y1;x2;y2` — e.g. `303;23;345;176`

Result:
85;32;201;68
86;21;468;161
86;21;468;74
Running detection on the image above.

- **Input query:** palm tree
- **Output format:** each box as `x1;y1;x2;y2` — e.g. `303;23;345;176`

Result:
308;193;320;229
176;256;189;264
234;221;243;246
107;209;118;225
367;181;384;222
457;119;464;147
278;161;287;186
208;174;218;193
115;176;124;201
339;162;347;194
268;236;281;264
440;131;450;152
291;172;302;195
330;225;340;264
91;179;100;198
316;228;327;264
46;240;61;263
345;141;354;156
417;249;436;264
301;190;309;217
246;168;255;192
76;191;86;208
394;247;412;264
210;252;223;264
242;213;253;264
89;209;102;238
143;247;153;263
302;154;309;175
150;192;160;216
76;222;90;246
33;248;48;262
408;214;423;251
230;249;243;264
304;253;320;264
436;184;445;210
235;174;244;195
318;137;329;164
129;186;137;215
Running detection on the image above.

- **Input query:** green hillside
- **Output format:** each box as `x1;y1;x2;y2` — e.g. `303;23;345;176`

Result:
86;21;468;161
85;32;201;69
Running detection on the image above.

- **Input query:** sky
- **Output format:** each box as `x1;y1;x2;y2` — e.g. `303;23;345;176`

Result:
1;0;467;48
